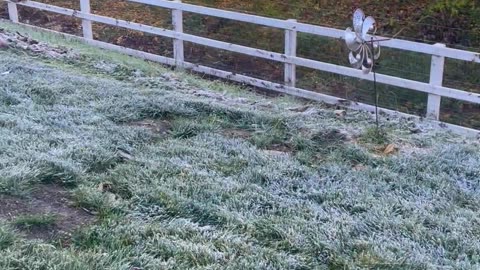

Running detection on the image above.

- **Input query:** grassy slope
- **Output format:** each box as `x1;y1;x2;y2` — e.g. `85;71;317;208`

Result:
1;23;480;269
5;1;480;128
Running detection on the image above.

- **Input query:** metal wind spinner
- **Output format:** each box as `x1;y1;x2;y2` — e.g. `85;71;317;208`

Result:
345;8;384;128
345;8;380;74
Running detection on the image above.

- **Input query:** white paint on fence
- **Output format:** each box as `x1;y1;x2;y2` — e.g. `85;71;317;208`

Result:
79;0;93;40
284;19;297;87
7;2;18;23
427;43;446;120
172;0;184;68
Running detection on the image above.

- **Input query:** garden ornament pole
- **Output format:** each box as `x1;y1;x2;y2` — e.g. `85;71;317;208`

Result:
345;8;381;128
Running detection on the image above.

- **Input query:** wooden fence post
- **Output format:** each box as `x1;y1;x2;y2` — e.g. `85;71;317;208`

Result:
80;0;93;39
284;19;297;87
7;1;19;23
172;0;184;68
426;43;446;120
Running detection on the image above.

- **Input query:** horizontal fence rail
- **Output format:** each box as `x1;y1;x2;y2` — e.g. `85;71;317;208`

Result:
3;0;480;136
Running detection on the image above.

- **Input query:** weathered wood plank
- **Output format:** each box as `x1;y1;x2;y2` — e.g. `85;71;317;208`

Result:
7;2;18;23
284;19;297;87
79;0;93;39
427;44;446;120
172;0;184;67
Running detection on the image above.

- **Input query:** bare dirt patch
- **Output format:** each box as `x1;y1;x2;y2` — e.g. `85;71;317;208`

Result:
222;128;252;140
0;184;95;243
266;143;293;153
130;119;172;135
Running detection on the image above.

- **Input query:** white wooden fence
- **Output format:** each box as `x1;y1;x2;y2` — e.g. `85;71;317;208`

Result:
4;0;480;136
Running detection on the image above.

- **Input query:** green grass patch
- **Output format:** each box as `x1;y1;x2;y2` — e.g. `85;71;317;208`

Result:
12;214;57;230
358;127;391;145
0;224;16;250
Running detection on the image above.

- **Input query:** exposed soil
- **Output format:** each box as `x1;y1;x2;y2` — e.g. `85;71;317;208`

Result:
0;184;95;243
129;119;172;136
222;128;252;140
222;128;294;155
266;143;293;153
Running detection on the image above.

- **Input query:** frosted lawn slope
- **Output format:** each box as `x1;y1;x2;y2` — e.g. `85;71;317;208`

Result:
0;23;480;269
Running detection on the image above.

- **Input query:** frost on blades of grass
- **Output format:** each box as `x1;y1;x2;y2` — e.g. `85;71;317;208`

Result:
0;22;480;269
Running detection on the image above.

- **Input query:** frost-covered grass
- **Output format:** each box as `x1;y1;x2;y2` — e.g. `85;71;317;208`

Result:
1;22;480;269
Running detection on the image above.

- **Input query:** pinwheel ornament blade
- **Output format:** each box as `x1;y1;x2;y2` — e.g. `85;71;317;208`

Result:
361;65;371;74
373;43;381;60
361;16;376;40
362;57;373;74
348;51;362;69
345;27;362;51
345;8;381;75
353;9;365;35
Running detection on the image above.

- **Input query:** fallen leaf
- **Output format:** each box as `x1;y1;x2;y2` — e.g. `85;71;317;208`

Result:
383;144;396;155
354;164;366;171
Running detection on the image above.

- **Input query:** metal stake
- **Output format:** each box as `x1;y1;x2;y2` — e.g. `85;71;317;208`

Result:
371;37;379;129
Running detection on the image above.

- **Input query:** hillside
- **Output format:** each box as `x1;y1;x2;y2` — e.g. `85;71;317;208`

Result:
1;23;480;269
3;0;480;129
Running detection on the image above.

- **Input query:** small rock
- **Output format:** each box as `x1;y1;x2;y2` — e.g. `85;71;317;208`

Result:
353;164;366;171
303;107;322;116
27;38;39;45
288;105;310;112
234;97;249;104
18;36;28;42
263;150;289;156
253;102;275;109
94;61;118;73
0;37;8;48
335;110;346;118
117;148;134;161
409;127;422;134
160;73;178;81
133;70;144;77
193;90;224;100
439;122;448;128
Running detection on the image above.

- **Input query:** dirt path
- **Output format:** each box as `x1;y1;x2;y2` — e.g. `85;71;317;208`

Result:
0;184;95;242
